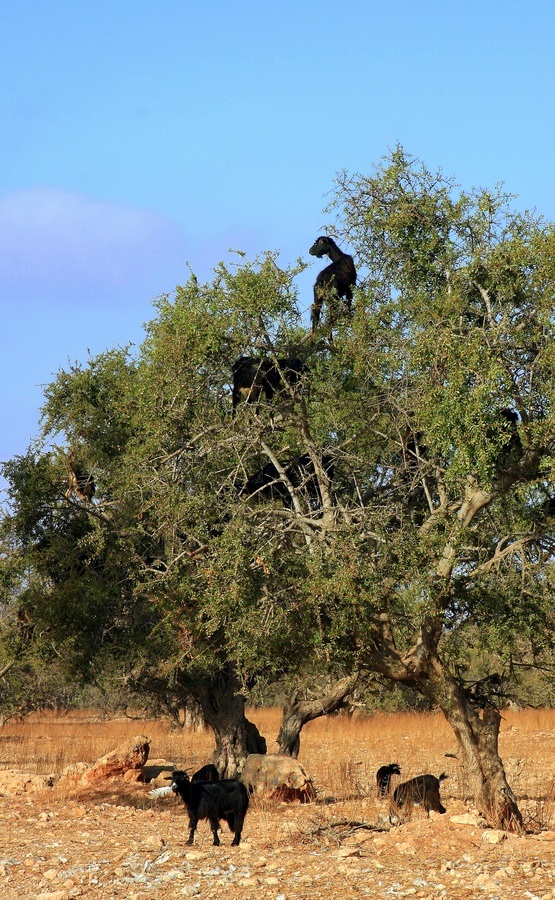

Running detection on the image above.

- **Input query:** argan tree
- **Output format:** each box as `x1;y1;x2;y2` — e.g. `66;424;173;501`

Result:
319;148;555;828
2;150;555;822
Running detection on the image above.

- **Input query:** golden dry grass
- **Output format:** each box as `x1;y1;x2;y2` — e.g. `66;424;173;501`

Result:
2;705;555;812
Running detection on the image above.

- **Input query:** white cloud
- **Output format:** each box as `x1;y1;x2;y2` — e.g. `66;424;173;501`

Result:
0;187;187;299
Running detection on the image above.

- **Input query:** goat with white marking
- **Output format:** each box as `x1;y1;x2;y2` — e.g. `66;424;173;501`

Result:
148;763;220;800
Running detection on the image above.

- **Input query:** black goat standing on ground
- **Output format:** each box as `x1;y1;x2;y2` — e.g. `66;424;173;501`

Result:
170;769;249;846
390;773;448;824
309;235;356;334
376;763;401;798
231;356;305;417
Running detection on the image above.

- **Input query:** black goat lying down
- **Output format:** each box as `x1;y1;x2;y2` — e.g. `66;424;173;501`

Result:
309;235;356;333
390;773;448;824
191;763;220;783
376;763;401;798
232;356;305;416
241;452;334;510
170;769;249;846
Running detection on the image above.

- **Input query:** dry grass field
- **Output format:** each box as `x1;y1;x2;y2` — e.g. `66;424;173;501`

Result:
1;706;555;898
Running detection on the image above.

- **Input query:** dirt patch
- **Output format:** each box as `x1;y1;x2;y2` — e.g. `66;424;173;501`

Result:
1;785;555;898
1;708;555;898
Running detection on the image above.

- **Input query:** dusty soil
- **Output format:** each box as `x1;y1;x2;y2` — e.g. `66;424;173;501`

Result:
1;710;554;899
2;787;555;899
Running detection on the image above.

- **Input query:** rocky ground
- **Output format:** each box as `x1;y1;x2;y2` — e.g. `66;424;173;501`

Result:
1;709;554;899
1;784;555;899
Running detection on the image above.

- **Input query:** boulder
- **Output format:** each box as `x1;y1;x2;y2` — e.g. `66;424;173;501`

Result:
83;734;150;782
58;761;89;784
141;759;175;785
0;770;54;795
240;753;316;802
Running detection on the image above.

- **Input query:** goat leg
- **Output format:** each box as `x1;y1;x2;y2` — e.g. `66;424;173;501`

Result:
209;817;221;846
186;815;197;845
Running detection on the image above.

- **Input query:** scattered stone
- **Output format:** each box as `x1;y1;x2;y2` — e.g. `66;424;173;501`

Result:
337;846;360;859
42;868;59;881
474;872;499;889
450;813;482;826
141;759;175;784
481;829;507;844
58;763;89;785
0;770;54;796
144;834;161;847
36;892;68;900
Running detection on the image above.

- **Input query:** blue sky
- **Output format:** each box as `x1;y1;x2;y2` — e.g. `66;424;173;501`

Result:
2;0;555;499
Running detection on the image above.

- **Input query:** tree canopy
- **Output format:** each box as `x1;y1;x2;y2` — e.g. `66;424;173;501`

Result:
2;148;555;823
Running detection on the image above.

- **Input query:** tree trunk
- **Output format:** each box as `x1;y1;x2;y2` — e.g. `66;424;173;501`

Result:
434;674;523;831
277;674;358;757
193;669;266;778
360;633;523;830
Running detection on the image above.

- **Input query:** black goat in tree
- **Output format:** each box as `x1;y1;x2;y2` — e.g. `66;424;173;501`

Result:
231;356;305;417
309;235;356;334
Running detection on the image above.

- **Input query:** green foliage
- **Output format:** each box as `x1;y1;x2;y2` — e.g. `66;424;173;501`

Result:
2;149;555;719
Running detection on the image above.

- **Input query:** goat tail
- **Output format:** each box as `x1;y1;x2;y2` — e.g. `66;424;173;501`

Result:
438;773;449;782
